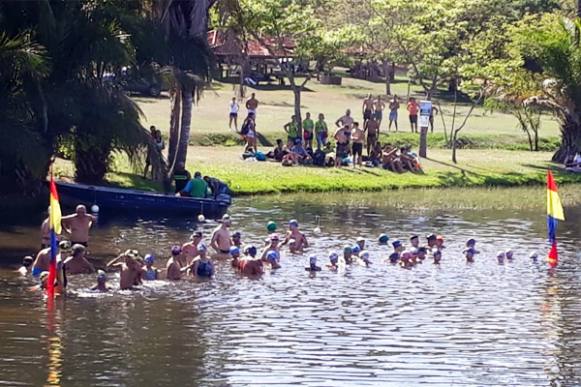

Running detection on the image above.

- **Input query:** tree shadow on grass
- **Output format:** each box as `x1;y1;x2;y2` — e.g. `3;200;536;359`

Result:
248;84;315;93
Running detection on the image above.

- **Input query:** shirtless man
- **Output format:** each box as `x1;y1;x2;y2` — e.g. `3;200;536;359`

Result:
374;95;386;128
335;109;354;129
64;244;95;275
166;246;183;280
334;125;351;167
381;144;404;173
231;231;243;248
91;270;110;292
260;233;281;261
233;245;264;276
107;250;143;290
210;214;233;258
31;241;70;278
61;205;95;246
186;244;214;278
388;96;400;132
281;219;308;251
245;93;259;117
351;122;365;167
365;116;380;157
181;231;203;265
362;94;374;129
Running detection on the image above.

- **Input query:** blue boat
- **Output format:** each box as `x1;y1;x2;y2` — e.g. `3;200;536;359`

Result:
56;181;231;219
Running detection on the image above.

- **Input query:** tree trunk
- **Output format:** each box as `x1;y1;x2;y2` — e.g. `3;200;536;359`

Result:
419;126;428;158
383;60;391;96
167;87;181;174
452;129;459;164
293;85;303;138
175;88;193;168
534;129;539;151
552;117;581;163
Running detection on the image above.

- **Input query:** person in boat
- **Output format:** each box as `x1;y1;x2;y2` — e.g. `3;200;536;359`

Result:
91;270;110;292
18;256;34;276
187;244;214;278
281;219;308;252
231;231;243;248
62;205;95;247
179;171;209;198
327;252;339;271
107;250;143;290
173;162;191;194
166;246;183;281
203;176;231;198
142;254;159;281
182;231;204;266
31;241;70;278
64;244;95;275
210;214;233;258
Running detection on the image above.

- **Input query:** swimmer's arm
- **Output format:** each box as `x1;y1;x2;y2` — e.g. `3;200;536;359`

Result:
302;235;309;248
209;231;220;251
279;233;291;246
335;117;342;127
106;255;125;268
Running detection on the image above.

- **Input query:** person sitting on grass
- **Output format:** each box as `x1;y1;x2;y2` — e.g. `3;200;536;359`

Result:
266;139;288;162
179;171;209;198
400;146;422;173
381;144;404;173
367;141;383;167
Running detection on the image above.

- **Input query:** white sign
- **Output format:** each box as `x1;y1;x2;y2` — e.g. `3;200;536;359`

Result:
419;100;432;129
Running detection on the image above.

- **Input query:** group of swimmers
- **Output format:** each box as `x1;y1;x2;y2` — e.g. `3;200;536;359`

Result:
21;208;540;294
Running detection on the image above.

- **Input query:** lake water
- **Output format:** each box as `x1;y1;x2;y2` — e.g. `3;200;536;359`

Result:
0;191;580;386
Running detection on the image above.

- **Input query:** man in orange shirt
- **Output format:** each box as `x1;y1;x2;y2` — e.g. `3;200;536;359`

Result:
407;97;419;133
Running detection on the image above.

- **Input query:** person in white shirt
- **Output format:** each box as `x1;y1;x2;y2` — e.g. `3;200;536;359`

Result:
229;97;240;132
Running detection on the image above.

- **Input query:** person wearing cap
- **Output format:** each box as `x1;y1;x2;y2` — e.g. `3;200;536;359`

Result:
265;250;281;269
107;250;144;290
426;234;437;249
399;251;415;268
142;254;159;280
466;238;477;249
91;270;110;292
529;252;539;261
187;244;214;278
231;231;243;248
31;240;70;278
230;246;242;267
165;246;183;281
305;255;321;272
210;214;233;258
356;251;371;267
351;244;361;257
179;171;209;198
435;235;445;251
496;251;505;264
235;245;264;276
505;249;514;261
61;204;95;247
288;239;302;254
281;219;308;252
387;240;403;264
432;249;442;264
18;256;34;276
414;247;427;262
464;248;477;263
342;245;354;265
356;237;366;251
410;235;420;248
327;252;339;271
378;234;389;245
182;231;204;265
260;233;281;261
64;244;95;275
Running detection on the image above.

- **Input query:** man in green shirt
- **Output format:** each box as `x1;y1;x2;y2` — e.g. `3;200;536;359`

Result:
315;113;329;150
302;112;315;149
180;171;209;198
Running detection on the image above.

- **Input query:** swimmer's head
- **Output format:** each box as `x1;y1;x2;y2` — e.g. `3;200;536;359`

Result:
360;251;370;262
436;235;445;245
244;245;257;257
328;252;339;264
267;250;279;263
343;245;353;255
229;246;240;258
270;233;280;243
191;231;203;241
75;204;87;215
39;271;49;287
144;254;155;265
97;270;107;283
426;234;437;243
466;238;476;247
378;234;389;245
351;245;361;255
529;251;538;260
221;214;232;226
417;247;427;257
59;240;71;251
289;239;297;248
288;219;299;229
401;251;413;261
505;249;513;258
232;231;242;240
72;244;86;257
309;255;317;266
171;245;182;256
197;243;208;254
496;251;505;259
392;240;402;250
266;221;277;233
22;256;34;267
409;235;419;244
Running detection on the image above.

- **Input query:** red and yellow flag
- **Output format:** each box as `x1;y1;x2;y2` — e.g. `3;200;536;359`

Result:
546;170;564;268
47;177;62;296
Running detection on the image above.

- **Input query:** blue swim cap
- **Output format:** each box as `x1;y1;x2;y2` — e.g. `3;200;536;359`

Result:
267;250;279;263
328;252;339;263
197;243;207;253
392;240;402;249
378;234;389;244
289;219;299;228
144;254;155;265
351;245;361;254
229;246;240;256
309;255;317;265
360;251;370;260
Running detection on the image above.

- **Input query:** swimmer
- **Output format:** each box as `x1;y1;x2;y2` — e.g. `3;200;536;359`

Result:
466;238;477;249
496;250;505;264
18;256;34;276
187;244;214;278
432;249;442;264
416;247;427;261
356;251;371;267
529;252;538;261
260;233;281;261
410;235;420;248
351;245;361;257
106;250;143;290
231;231;243;248
426;234;437;249
435;235;445;250
166;246;183;281
210;214;233;258
356;237;366;251
464;247;477;263
182;231;203;265
64;244;95;275
235;245;263;276
281;219;308;251
305;255;322;272
266;250;281;269
230;246;242;267
343;245;353;265
327;252;339;270
400;251;415;268
378;234;389;245
31;240;70;278
91;270;110;292
61;204;95;247
387;240;403;264
505;249;514;261
244;245;258;259
288;239;302;254
142;254;159;280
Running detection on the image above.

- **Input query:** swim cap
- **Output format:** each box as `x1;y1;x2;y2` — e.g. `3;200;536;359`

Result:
436;235;445;242
409;235;419;241
426;234;437;241
360;251;370;260
496;250;505;258
191;231;203;239
289;219;299;228
378;234;389;244
22;256;34;266
229;246;240;256
466;238;476;246
529;251;538;259
328;252;339;263
351;245;361;254
144;254;155;265
343;245;352;254
97;270;107;281
267;250;279;263
356;237;365;243
267;221;277;233
197;243;207;253
392;240;402;249
244;245;257;256
505;249;513;256
59;240;71;250
171;245;182;256
232;231;242;238
309;255;317;265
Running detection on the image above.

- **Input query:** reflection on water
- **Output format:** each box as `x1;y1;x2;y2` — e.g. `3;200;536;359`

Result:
0;192;580;386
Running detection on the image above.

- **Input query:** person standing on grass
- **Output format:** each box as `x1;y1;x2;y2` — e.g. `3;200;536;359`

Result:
362;94;374;129
407;97;419;133
351;122;364;167
284;115;299;147
228;97;239;132
374;95;385;129
143;125;157;178
388;95;400;132
245;93;259;117
335;109;354;130
240;113;257;152
365;116;380;157
303;112;315;149
429;105;439;133
315;113;329;149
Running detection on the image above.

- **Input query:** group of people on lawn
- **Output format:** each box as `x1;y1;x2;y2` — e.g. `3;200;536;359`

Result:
229;93;422;173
